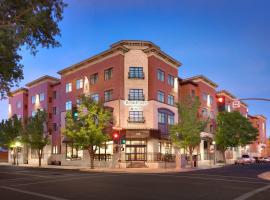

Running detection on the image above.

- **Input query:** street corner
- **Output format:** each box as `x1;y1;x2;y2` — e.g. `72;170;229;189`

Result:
258;171;270;181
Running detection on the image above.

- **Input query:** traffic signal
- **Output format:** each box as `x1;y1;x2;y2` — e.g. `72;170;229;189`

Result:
72;106;78;120
112;132;119;144
120;136;126;144
217;96;225;112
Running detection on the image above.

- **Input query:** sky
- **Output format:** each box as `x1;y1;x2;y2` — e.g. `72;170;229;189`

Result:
0;0;270;136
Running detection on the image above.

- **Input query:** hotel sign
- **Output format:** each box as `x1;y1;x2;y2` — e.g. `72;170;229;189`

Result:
124;100;148;106
124;100;148;111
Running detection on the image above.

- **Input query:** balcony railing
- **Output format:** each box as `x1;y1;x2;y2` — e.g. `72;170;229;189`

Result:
128;72;145;79
147;153;175;162
128;117;145;123
128;94;145;101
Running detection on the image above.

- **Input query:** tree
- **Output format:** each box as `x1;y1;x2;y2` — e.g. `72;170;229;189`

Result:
215;111;258;163
0;115;23;164
62;95;113;169
0;0;67;99
23;109;49;167
170;96;207;168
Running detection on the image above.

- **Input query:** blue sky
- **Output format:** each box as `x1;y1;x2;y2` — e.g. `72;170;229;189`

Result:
1;0;269;136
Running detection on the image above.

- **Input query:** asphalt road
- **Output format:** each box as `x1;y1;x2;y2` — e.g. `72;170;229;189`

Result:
0;164;270;200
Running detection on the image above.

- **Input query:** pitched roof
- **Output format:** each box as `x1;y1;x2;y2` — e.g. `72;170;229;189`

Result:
57;40;182;75
183;75;218;88
25;75;59;87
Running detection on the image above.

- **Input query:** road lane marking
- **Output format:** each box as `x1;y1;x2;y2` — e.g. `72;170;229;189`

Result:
142;174;268;185
179;173;266;181
0;186;69;200
10;174;123;187
233;184;270;200
0;171;49;178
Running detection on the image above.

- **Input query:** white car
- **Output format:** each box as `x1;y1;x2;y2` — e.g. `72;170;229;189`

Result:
261;157;270;163
235;155;255;165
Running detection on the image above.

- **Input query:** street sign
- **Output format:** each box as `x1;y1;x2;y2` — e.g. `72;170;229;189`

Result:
232;100;240;108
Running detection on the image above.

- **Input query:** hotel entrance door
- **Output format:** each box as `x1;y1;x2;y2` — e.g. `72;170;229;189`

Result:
125;140;147;161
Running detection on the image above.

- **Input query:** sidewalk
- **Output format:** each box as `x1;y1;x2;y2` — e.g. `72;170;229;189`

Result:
258;171;270;181
0;162;223;174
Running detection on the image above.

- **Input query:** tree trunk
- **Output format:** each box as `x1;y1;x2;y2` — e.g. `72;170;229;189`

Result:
189;147;194;168
13;148;16;165
222;150;226;164
89;148;95;169
38;150;42;167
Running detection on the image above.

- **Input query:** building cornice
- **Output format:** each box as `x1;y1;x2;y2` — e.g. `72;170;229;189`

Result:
8;87;28;97
184;75;218;88
26;75;59;88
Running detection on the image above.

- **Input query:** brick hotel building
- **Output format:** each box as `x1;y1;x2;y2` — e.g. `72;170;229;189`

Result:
8;40;268;168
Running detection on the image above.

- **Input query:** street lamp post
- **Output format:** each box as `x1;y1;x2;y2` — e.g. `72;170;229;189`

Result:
212;141;216;165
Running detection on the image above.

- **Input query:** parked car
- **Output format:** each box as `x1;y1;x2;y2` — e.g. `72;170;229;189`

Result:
261;157;270;163
235;155;255;165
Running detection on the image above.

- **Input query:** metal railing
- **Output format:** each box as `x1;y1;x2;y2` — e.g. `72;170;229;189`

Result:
127;117;145;123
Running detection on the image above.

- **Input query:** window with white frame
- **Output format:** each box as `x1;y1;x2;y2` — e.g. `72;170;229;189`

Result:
76;79;83;89
66;83;72;93
157;91;165;102
157;69;165;81
90;73;98;85
209;95;214;105
16;101;22;108
31;95;36;104
91;93;99;102
104;90;113;102
158;112;166;123
65;101;72;111
168;75;174;87
39;93;45;102
168;95;174;106
168;115;175;125
129;67;144;79
104;68;113;80
129;89;144;101
129;111;144;122
202;93;208;101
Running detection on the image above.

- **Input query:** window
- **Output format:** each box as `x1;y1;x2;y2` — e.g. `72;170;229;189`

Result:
209;111;214;119
90;73;98;85
76;79;83;89
91;93;99;102
129;67;144;79
31;95;36;104
104;90;113;102
16;101;22;109
210;124;214;133
202;93;208;101
53;123;57;131
129;89;144;101
128;111;144;122
76;99;81;106
52;146;58;154
191;90;196;97
168;95;174;106
53;91;57;99
209;96;214;105
157;91;165;102
53;107;57;115
66;101;72;111
157;69;165;81
226;105;231;112
202;108;208;117
168;115;175;125
168;75;174;86
66;83;72;93
158;112;166;123
39;93;45;102
31;111;36;117
104;68;113;80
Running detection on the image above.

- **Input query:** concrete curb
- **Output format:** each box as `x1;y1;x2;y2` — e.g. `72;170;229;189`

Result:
258;171;270;181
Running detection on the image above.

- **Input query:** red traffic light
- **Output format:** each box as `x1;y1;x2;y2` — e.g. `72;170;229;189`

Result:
113;133;119;139
217;97;224;103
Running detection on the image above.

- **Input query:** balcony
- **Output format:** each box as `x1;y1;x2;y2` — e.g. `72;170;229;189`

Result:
128;72;145;79
128;117;145;123
128;94;145;101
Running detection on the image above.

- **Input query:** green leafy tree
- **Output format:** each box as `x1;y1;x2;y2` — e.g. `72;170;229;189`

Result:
23;109;49;167
170;96;207;167
0;0;66;99
0;115;23;164
62;95;113;169
215;111;258;163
